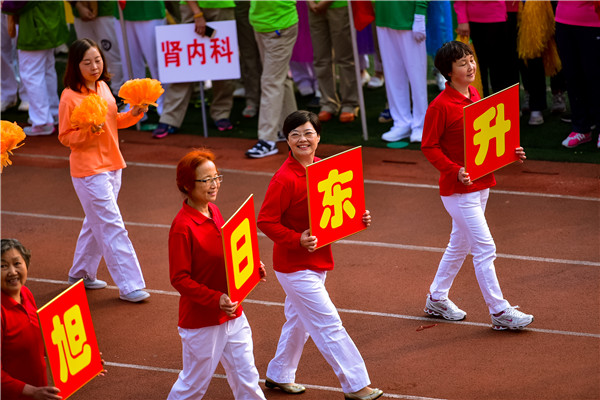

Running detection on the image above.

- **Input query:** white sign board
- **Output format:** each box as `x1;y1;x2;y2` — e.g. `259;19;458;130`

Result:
155;21;240;84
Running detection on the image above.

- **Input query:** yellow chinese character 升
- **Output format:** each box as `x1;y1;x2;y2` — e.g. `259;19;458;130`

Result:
472;103;511;166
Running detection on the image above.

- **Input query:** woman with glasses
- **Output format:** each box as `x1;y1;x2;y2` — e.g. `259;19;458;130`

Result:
257;111;383;400
58;38;149;302
167;149;267;400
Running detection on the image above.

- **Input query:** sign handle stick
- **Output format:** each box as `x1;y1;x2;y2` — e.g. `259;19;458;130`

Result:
347;4;368;141
117;6;141;131
200;81;208;138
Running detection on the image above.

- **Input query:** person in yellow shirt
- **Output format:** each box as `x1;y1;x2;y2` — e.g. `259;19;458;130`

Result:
58;38;150;303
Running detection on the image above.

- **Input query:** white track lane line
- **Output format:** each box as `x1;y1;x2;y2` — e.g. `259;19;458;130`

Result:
102;361;446;400
14;153;600;202
26;278;600;339
3;211;599;268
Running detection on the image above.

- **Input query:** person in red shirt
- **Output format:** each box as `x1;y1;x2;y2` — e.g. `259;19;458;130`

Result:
1;238;61;400
421;41;533;330
258;111;383;400
167;149;267;400
58;38;149;303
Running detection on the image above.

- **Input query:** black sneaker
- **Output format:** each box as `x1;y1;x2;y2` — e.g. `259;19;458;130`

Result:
215;118;233;131
246;140;278;158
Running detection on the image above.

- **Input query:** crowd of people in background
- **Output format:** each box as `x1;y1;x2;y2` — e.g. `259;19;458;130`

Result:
2;2;598;400
1;0;598;155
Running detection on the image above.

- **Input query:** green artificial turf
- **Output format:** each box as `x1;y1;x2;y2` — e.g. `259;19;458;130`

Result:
3;53;597;164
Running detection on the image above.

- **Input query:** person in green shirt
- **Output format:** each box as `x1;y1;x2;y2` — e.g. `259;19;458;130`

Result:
6;1;69;136
245;0;298;159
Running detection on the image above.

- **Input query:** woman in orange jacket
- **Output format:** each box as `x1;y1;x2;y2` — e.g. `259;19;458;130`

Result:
58;38;150;303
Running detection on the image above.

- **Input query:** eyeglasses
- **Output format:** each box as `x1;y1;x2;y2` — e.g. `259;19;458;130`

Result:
288;131;317;140
195;175;223;185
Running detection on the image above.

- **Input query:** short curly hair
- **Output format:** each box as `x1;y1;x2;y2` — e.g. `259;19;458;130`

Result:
176;149;216;195
434;41;474;82
1;238;31;268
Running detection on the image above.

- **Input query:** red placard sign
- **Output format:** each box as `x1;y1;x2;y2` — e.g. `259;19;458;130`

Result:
37;280;103;399
222;195;262;304
464;83;520;181
307;146;366;249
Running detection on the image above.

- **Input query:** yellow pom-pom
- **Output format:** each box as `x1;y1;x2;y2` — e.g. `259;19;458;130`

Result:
1;120;26;172
71;93;108;135
518;2;555;60
118;78;164;107
542;38;562;77
455;35;484;98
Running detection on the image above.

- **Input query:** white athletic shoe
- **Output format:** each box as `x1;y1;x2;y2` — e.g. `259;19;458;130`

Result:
424;294;467;321
491;306;534;330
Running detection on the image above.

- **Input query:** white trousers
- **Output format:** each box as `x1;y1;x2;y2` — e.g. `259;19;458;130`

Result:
18;48;58;126
168;313;266;400
73;16;124;95
70;170;145;295
267;270;370;393
430;190;510;314
376;27;427;134
1;14;19;104
114;18;166;114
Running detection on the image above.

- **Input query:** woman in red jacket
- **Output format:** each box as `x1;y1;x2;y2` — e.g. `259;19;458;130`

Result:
258;111;383;400
421;41;533;330
1;238;60;400
167;149;266;400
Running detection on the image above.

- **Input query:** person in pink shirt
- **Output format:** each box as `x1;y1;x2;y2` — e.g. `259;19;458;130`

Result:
454;0;518;96
58;39;150;303
555;1;600;148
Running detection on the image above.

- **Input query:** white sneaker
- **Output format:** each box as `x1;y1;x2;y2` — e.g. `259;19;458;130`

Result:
297;85;315;97
68;276;107;290
528;111;544;126
24;124;55;136
233;87;246;98
424;294;467;321
491;306;533;330
120;289;150;303
245;140;278;158
381;127;410;142
18;100;29;112
367;76;384;89
410;128;422;143
361;70;371;86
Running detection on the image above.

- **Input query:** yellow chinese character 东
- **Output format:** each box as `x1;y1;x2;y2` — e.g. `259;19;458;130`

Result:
472;103;511;166
317;169;356;229
51;305;92;383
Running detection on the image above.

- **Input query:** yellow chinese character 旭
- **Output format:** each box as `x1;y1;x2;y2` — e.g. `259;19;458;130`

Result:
231;218;254;290
51;305;92;383
318;169;356;229
472;103;511;166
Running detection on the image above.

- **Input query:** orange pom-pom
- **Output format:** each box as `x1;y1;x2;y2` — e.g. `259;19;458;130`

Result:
1;120;26;172
71;93;108;135
118;78;164;107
